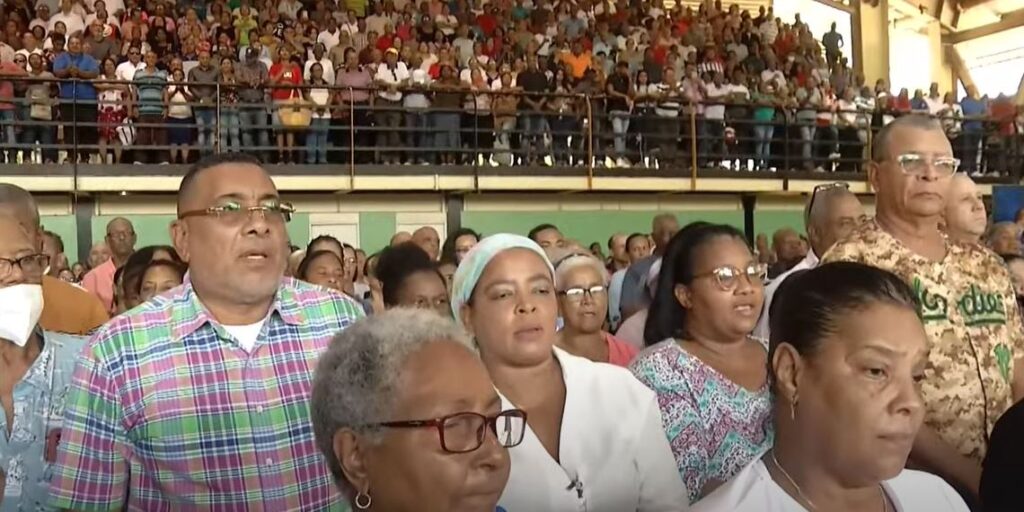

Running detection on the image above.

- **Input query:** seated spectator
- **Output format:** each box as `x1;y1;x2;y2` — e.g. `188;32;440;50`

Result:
310;308;525;512
374;242;449;317
554;251;638;366
136;259;186;302
296;249;347;292
692;262;969;512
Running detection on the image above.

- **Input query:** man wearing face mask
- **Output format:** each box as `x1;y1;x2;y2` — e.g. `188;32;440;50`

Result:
0;214;87;510
0;184;107;335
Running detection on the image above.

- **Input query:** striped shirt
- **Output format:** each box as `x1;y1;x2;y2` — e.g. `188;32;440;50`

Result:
49;277;364;511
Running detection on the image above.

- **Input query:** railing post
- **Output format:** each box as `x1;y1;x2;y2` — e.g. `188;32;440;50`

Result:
689;106;697;191
348;87;355;188
585;93;593;184
215;82;222;154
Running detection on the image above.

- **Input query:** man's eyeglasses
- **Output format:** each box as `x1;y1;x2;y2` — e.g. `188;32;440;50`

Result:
693;263;768;291
891;153;960;177
178;200;295;226
557;285;607;302
370;409;527;454
0;254;50;277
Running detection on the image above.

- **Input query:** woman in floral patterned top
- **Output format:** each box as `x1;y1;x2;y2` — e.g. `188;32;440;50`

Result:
630;222;774;504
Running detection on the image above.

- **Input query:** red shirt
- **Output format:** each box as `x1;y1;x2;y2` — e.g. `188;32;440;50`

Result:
269;62;301;101
376;35;393;52
477;13;497;37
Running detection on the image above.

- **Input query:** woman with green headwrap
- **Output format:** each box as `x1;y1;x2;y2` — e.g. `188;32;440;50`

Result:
450;234;689;511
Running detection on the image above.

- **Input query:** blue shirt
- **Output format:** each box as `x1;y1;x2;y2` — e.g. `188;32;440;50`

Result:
51;52;99;100
961;96;986;133
0;331;87;512
608;268;627;331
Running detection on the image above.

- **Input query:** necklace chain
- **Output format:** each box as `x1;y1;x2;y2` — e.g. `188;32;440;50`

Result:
769;450;888;512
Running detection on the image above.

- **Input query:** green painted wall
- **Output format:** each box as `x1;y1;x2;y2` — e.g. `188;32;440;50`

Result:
752;211;806;239
48;208;807;265
462;210;744;246
40;215;79;263
359;212;397;253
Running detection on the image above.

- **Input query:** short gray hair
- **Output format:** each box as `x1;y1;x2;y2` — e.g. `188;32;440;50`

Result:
871;115;944;162
310;308;474;496
552;251;610;288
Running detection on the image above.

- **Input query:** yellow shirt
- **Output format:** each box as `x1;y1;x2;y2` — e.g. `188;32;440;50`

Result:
39;275;109;336
823;220;1024;462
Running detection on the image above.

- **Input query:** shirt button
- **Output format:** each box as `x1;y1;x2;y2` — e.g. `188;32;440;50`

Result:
265;458;274;465
256;405;265;414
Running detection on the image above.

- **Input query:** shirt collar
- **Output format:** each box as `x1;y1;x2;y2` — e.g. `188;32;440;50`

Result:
170;275;306;341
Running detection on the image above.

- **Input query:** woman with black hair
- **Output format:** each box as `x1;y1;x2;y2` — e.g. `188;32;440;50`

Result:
630;221;773;504
137;260;187;303
113;245;183;314
440;227;481;265
374;242;450;317
693;262;969;512
295;250;345;292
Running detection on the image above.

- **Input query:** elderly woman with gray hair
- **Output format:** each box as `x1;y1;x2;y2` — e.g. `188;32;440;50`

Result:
310;308;528;512
451;234;689;511
552;250;639;366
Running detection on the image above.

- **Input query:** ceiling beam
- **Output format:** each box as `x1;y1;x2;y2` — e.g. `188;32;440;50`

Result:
943;8;1024;43
958;0;991;9
811;0;854;14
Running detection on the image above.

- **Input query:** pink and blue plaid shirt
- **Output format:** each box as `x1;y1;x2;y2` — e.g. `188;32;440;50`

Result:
49;277;364;511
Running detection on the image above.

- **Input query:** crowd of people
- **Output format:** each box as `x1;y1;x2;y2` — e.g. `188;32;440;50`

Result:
0;0;1020;173
3;114;1024;511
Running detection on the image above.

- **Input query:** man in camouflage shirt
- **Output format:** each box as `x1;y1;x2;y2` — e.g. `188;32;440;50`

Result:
823;115;1024;501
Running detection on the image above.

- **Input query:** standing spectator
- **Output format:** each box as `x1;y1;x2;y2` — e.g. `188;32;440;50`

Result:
517;53;550;165
960;85;985;176
403;59;432;164
820;21;843;71
606;61;634;167
548;66;577;166
52;35;99;163
236;46;270;159
702;71;729;167
0;52;26;163
317;16;341;51
334;49;373;163
234;5;258;47
115;44;144;80
794;76;822;170
95;56;128;163
491;70;519;166
431;62;462;165
373;46;408;164
132;50;168;164
50;0;85;38
23;52;57;163
165;67;194;164
835;86;864;171
187;49;220;154
654;66;683;168
218;56;241;151
85;19;118;62
751;80;777;170
304;61;331;164
939;92;964;161
269;46;301;162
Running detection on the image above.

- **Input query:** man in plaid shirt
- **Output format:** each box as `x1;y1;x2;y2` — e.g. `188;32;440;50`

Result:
49;154;364;511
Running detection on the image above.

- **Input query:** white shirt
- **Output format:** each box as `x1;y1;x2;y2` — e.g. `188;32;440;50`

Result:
704;83;730;120
223;320;265;353
498;348;689;512
691;460;970;512
49;10;85;36
374;61;409;101
317;29;341;50
752;251;818;343
304;57;335;84
115;60;145;82
925;96;945;116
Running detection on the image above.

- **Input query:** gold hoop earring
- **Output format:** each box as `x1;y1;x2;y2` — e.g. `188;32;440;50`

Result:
355;491;372;510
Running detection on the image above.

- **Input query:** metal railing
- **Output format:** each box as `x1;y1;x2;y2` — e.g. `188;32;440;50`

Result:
0;76;1021;189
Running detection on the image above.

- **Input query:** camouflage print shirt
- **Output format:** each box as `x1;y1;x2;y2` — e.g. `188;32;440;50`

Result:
823;220;1023;462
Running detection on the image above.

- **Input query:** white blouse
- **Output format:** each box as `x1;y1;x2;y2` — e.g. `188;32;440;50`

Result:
691;459;970;512
498;348;689;512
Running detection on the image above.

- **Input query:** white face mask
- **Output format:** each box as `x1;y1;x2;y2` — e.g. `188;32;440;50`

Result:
0;284;45;348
